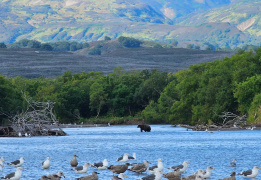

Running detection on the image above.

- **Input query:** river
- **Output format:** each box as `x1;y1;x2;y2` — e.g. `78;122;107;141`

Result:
0;125;260;179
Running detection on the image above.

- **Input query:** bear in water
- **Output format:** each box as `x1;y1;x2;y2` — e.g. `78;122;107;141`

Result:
137;124;151;132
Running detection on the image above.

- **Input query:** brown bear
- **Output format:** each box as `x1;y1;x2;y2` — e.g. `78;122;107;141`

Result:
137;124;151;132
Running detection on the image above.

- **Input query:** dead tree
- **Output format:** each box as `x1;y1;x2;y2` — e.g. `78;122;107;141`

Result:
1;94;66;137
219;112;247;128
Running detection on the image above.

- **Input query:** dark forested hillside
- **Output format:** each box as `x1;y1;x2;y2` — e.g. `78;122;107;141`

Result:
0;47;234;78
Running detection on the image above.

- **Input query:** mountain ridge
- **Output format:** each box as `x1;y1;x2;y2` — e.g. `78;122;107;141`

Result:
0;0;260;49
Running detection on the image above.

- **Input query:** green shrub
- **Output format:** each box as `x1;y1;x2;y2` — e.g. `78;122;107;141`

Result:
88;48;101;55
118;36;142;48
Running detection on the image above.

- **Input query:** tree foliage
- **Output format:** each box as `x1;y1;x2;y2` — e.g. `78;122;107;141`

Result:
2;47;261;125
118;36;142;48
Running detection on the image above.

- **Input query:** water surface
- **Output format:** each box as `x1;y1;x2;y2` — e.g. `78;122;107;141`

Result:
0;125;260;179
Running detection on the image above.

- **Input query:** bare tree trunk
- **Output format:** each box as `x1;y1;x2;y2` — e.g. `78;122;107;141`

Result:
0;93;66;137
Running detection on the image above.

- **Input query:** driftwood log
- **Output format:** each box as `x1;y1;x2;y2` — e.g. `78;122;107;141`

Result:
180;112;256;131
0;94;66;137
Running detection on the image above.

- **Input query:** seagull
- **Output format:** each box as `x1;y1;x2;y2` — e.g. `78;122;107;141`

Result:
108;163;130;174
168;161;190;173
112;173;127;180
140;169;162;180
72;163;90;174
92;159;110;170
7;157;25;167
238;166;261;178
200;166;214;179
230;158;236;167
42;157;50;169
0;164;3;172
0;157;4;166
129;160;150;173
128;153;136;160
148;158;163;174
39;171;65;180
76;172;99;180
163;168;181;180
116;153;129;162
1;167;24;180
218;172;236;180
70;155;78;167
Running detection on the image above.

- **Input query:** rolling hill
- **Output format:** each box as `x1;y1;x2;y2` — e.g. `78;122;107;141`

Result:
0;39;235;78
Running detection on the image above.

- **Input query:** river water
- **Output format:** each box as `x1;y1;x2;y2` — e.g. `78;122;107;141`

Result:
0;125;261;179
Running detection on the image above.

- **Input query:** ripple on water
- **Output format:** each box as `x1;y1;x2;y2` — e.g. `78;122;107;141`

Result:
0;125;261;179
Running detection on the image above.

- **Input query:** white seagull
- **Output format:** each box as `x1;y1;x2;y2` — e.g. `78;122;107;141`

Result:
0;157;4;166
238;166;261;178
230;158;236;167
128;153;136;160
117;153;129;162
42;157;50;169
0;164;3;172
169;161;190;173
148;158;163;174
112;173;128;180
1;167;24;180
201;166;214;179
72;163;90;173
92;159;110;170
7;157;25;167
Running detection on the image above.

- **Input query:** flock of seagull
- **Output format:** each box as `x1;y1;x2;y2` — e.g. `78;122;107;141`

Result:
0;154;260;180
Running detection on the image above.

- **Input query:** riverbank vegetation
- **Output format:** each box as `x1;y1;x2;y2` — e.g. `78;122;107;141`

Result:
1;48;261;126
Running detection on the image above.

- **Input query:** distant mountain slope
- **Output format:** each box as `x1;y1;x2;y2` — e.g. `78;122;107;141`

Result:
0;0;260;49
140;0;233;20
177;0;261;39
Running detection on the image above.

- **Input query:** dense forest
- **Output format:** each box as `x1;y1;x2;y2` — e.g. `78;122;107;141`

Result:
1;48;261;126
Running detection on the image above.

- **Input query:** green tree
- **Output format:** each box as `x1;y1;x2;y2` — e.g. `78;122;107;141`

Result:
118;36;142;48
0;75;23;124
89;79;108;118
27;40;41;48
104;36;111;41
0;42;7;48
41;43;53;51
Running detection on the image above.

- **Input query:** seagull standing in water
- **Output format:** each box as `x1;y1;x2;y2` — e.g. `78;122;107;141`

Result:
0;157;4;167
112;173;127;180
76;172;99;180
117;153;129;162
92;159;110;170
72;163;90;174
238;166;261;178
148;158;163;174
7;157;24;167
70;155;78;167
129;160;150;173
200;166;214;179
218;172;236;180
128;153;136;160
230;159;236;167
169;161;190;173
42;157;50;169
1;167;24;180
39;171;65;180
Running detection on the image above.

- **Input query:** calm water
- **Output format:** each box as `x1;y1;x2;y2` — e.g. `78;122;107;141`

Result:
0;125;261;180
